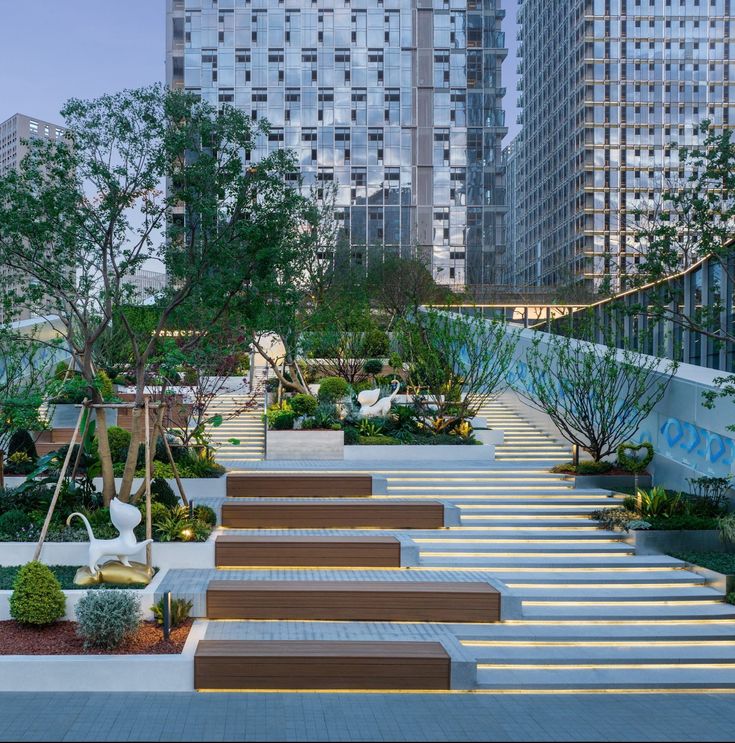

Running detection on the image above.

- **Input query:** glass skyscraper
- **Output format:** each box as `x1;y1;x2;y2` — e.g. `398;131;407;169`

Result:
166;0;507;286
511;0;734;292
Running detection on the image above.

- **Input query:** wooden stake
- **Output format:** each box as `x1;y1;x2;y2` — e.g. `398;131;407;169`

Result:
157;422;189;507
144;399;152;569
33;401;86;562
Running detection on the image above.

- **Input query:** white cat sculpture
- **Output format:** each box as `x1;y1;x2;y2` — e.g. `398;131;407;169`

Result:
67;497;152;576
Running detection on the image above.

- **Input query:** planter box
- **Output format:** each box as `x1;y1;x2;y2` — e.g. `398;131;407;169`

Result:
684;563;735;594
0;620;205;692
266;430;345;460
345;444;494;462
571;473;652;491
625;529;732;555
0;534;216;571
473;429;504;446
48;404;117;428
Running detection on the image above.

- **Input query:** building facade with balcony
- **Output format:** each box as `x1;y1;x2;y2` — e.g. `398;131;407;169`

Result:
512;0;734;292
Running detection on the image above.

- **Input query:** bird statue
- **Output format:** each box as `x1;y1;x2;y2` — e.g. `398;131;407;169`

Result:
358;379;400;418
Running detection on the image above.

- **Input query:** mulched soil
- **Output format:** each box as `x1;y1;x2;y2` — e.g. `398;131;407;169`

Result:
0;619;192;655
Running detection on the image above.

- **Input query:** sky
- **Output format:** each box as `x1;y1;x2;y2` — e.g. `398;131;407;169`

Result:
0;0;521;141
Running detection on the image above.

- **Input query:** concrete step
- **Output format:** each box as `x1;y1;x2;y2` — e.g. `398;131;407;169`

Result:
415;531;621;543
516;586;722;602
475;666;735;690
520;602;735;621
417;556;685;569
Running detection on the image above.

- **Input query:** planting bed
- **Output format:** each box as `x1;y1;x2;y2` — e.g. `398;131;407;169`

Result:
0;619;192;655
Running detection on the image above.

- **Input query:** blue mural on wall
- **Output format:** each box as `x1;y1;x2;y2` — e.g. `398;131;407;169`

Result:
651;417;735;474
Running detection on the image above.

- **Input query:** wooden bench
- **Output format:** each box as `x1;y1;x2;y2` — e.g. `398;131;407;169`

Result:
215;535;402;567
206;580;500;623
221;501;444;529
194;640;451;690
226;473;373;498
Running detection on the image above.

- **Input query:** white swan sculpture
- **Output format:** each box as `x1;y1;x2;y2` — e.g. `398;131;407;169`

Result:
357;379;400;418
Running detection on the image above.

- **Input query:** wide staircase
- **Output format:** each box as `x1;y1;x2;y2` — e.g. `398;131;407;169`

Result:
207;370;268;466
162;397;735;692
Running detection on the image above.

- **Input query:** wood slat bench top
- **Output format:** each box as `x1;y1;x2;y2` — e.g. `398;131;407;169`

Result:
194;640;451;690
221;500;445;529
227;473;373;498
208;579;497;595
196;640;449;660
216;535;400;546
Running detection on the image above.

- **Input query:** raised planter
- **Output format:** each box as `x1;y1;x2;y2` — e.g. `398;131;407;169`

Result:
47;404;118;428
0;533;216;571
570;473;652;490
0;619;205;692
684;563;735;594
345;444;494;462
473;429;504;446
625;529;731;555
266;429;345;460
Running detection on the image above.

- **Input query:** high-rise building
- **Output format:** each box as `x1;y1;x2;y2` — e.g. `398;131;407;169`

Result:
512;0;734;291
502;135;520;286
165;0;507;286
0;114;66;322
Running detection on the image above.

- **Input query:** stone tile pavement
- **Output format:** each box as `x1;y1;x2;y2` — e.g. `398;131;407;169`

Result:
0;691;733;741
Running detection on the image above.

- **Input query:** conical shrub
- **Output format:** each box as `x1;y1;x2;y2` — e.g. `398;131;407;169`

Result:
9;561;66;625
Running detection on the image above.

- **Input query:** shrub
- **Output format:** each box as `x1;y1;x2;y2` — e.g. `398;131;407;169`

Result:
589;507;640;532
152;595;192;627
648;514;719;531
0;509;33;536
270;410;296;430
5;451;34;474
343;426;359;445
317;377;349;403
289;393;318;417
363;358;384;376
358;434;401;445
155;507;189;542
194;505;217;526
9;561;66;625
551;460;612;475
7;430;37;461
617;441;654;472
104;426;132;464
361;328;390;357
75;589;141;649
151;477;179;508
96;370;115;401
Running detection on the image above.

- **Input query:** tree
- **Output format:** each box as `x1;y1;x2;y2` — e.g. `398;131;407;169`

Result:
0;85;314;504
393;309;518;430
516;322;677;462
367;256;456;326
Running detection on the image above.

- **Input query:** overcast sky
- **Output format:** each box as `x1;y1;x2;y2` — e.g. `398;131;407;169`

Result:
0;0;521;144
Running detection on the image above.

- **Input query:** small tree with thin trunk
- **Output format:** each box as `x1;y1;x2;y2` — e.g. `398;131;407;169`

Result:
393;309;518;430
516;322;677;462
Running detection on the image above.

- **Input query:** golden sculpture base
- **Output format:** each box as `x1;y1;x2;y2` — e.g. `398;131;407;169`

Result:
73;561;155;587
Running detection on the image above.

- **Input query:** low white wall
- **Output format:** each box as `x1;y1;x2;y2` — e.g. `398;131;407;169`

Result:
0;568;167;621
266;430;345;460
0;535;216;570
0;619;206;692
345;444;494;462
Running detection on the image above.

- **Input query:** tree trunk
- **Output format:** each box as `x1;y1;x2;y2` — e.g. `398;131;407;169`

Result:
95;406;117;506
118;364;146;502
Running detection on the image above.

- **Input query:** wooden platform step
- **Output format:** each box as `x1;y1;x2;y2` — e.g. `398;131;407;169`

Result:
206;580;500;622
221;500;445;529
215;536;402;567
194;640;451;690
226;473;373;498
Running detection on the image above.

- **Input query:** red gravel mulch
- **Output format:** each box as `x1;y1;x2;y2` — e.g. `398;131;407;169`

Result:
0;619;192;655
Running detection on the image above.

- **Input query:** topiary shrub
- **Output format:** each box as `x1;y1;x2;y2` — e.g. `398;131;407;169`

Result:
75;589;141;649
10;561;66;625
363;358;384;376
104;426;132;464
317;377;350;403
7;430;37;461
152;595;192;627
289;393;318;417
0;509;34;537
617;441;654;473
151;477;179;508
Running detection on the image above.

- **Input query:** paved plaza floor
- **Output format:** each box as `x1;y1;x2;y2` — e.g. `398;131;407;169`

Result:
0;691;733;742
